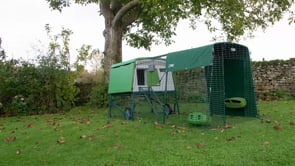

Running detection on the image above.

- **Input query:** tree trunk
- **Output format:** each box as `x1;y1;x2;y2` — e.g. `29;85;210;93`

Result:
100;0;140;82
103;25;123;82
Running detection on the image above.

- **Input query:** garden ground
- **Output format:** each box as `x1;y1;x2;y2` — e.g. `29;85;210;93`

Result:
0;100;295;165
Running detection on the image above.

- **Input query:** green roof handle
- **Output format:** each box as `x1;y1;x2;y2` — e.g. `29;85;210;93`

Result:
225;97;247;109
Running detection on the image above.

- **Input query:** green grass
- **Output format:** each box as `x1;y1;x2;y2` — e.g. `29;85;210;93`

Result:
1;100;295;165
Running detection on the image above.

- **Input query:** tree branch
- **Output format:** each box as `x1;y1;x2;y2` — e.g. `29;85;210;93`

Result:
122;6;141;27
112;0;140;27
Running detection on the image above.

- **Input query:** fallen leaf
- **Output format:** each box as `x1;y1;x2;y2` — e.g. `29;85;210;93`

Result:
186;145;192;150
113;143;121;149
57;137;65;144
87;121;91;126
273;125;282;130
154;125;164;129
169;131;177;136
265;119;272;123
262;141;270;145
27;124;33;128
101;122;113;129
121;121;128;125
224;125;233;129
195;143;206;149
80;135;87;139
227;136;236;141
88;135;95;141
16;149;21;155
171;125;185;129
6;136;16;142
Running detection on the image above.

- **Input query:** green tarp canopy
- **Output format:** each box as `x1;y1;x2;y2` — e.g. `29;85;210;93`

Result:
166;44;214;71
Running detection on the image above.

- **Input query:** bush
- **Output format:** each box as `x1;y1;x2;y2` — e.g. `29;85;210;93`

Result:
88;82;108;108
12;95;28;115
74;83;94;106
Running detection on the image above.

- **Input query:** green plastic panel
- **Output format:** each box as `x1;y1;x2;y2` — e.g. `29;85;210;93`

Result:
108;61;135;94
147;71;160;86
188;112;211;125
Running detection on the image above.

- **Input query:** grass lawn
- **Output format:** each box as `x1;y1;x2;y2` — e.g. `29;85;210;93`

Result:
0;100;295;165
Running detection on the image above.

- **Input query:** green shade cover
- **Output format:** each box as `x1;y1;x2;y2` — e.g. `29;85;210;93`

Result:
166;44;214;71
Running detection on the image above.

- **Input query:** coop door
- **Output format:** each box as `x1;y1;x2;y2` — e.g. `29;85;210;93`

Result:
147;70;160;86
137;69;145;86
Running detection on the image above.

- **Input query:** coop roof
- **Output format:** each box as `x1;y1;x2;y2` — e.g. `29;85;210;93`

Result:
108;57;162;94
165;42;248;71
166;44;214;71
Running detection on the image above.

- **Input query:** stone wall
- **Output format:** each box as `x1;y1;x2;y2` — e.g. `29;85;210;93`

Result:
252;58;295;99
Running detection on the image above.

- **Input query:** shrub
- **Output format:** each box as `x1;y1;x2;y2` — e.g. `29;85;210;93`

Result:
88;82;108;108
12;95;28;115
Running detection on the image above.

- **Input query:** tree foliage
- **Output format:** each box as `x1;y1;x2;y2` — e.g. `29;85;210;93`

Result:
47;0;295;80
48;0;295;46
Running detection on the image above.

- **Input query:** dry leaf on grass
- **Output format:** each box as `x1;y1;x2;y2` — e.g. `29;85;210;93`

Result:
224;125;234;129
121;121;128;125
80;135;87;139
171;125;185;129
57;137;65;144
6;136;16;142
196;143;206;149
27;123;33;128
273;125;282;130
16;149;21;155
101;122;113;129
113;143;121;149
186;145;192;150
88;135;95;141
227;136;236;141
154;125;164;129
